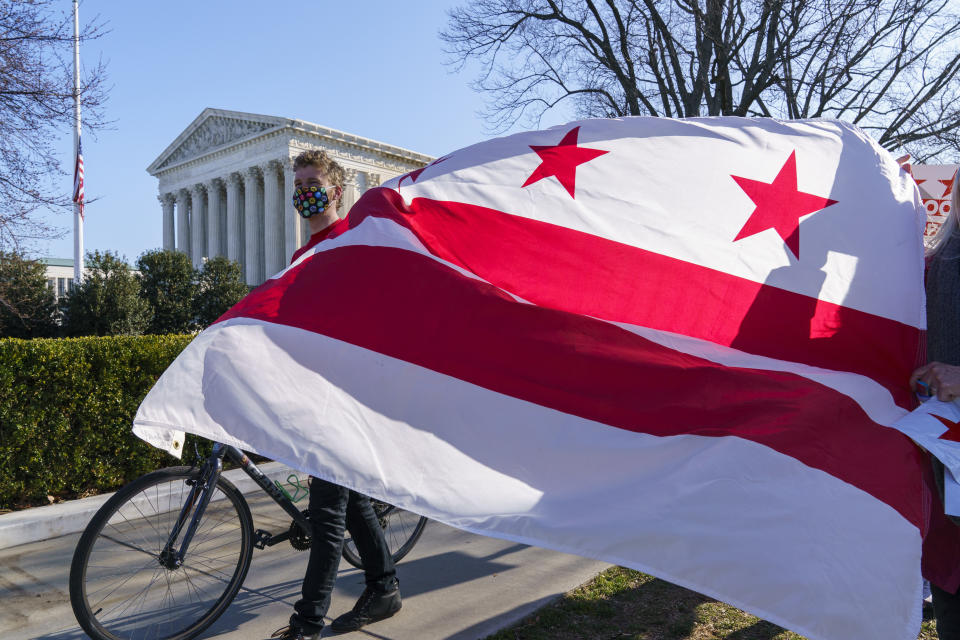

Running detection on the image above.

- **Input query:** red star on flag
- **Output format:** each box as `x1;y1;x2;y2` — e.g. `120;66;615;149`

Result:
939;175;955;198
933;415;960;443
399;156;448;188
732;151;838;259
522;126;608;199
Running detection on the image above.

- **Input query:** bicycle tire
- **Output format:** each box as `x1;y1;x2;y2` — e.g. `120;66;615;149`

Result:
70;466;254;640
341;500;427;569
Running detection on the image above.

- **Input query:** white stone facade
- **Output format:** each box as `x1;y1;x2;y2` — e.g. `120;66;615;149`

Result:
41;258;77;300
148;108;433;285
40;258;139;301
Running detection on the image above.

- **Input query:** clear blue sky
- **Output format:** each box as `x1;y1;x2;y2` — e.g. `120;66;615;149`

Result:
39;0;572;263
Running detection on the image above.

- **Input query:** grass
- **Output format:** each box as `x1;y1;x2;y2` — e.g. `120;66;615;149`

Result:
485;567;940;640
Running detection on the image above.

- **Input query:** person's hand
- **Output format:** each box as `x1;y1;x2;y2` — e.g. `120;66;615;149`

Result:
896;153;912;175
910;362;960;401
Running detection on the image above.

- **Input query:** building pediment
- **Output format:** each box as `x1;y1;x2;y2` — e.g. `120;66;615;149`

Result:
148;108;286;174
149;108;435;179
150;107;436;286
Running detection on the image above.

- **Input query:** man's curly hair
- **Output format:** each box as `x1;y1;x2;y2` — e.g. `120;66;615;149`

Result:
293;149;346;197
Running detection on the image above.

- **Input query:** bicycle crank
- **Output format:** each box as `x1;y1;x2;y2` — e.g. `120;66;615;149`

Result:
287;519;312;550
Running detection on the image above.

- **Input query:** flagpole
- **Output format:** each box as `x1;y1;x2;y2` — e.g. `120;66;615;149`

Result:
72;0;83;284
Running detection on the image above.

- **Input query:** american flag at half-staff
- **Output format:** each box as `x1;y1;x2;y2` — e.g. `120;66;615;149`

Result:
73;136;84;220
133;116;960;640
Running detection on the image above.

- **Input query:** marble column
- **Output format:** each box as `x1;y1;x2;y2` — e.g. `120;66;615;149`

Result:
175;189;190;258
300;214;310;246
206;178;224;259
261;160;284;276
160;193;175;251
189;184;206;268
243;167;262;285
226;173;244;266
342;168;358;214
283;158;301;262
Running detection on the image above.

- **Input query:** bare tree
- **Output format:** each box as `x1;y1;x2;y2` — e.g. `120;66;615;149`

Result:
442;0;960;159
0;0;107;252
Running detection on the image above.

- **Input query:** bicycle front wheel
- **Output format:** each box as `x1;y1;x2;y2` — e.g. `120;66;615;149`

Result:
69;466;254;640
342;500;427;569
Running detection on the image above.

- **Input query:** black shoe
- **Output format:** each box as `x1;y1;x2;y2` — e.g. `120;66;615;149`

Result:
330;583;402;633
270;625;319;640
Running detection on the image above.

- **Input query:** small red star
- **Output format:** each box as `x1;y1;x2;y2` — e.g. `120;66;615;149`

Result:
399;156;448;188
732;151;838;259
933;415;960;443
522;127;608;199
939;175;955;198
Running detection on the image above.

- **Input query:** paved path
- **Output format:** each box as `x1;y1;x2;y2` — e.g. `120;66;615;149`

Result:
2;489;608;640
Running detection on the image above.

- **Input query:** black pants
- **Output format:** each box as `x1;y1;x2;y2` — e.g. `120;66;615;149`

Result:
933;583;960;640
290;477;396;633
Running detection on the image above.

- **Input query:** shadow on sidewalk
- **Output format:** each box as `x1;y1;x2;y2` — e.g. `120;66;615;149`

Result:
333;544;527;601
37;543;528;640
446;594;561;640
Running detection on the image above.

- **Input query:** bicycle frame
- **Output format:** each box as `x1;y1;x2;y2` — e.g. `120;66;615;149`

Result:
161;442;311;564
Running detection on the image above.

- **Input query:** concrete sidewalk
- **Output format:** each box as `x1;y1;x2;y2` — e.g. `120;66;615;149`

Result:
0;462;302;550
0;474;609;640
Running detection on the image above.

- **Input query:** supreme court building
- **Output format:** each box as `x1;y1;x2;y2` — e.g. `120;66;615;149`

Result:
148;108;433;285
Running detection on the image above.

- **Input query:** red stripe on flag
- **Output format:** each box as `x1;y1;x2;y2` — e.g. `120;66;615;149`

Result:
220;244;926;529
345;188;920;408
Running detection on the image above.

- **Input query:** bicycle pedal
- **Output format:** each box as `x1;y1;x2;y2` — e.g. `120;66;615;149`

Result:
253;529;273;550
254;528;292;549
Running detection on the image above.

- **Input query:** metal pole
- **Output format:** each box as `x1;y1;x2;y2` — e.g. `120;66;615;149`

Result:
73;0;83;285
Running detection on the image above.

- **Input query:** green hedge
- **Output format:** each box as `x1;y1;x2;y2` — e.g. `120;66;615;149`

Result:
0;335;196;509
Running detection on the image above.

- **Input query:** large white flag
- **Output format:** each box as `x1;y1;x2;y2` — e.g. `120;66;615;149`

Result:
135;116;960;640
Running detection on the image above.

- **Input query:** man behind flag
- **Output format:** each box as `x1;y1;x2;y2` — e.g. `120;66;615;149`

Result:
134;116;958;640
270;150;401;640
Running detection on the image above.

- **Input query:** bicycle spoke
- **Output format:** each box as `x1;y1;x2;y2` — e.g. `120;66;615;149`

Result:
105;505;160;558
98;533;157;557
195;504;238;534
86;556;158;604
182;557;237;583
181;566;214;606
98;563;164;622
127;492;166;542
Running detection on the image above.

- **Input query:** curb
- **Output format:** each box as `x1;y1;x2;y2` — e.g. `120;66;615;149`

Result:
0;462;306;551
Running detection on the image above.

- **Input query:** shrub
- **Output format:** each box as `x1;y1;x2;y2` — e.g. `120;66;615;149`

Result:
137;249;197;334
0;334;195;509
0;252;58;338
194;255;249;328
61;250;152;336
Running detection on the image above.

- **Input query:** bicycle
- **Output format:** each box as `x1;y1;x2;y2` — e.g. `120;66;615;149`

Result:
68;442;428;640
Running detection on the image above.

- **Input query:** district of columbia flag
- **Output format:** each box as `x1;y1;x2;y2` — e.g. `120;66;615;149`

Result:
134;116;960;640
73;136;84;219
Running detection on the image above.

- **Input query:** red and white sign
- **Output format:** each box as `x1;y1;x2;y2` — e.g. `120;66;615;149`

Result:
910;163;958;242
134;117;954;640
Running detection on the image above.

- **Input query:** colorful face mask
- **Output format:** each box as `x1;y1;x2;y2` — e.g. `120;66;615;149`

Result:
292;186;332;218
